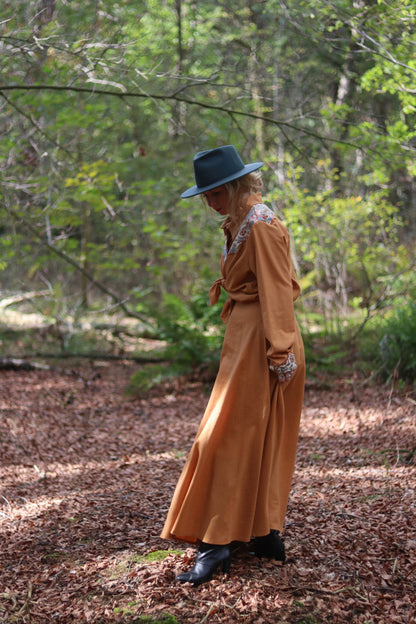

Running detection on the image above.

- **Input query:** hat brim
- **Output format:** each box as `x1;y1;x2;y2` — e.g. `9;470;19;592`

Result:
181;161;264;198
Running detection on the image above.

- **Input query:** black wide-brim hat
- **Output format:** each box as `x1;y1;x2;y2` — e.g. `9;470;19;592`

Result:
181;145;263;198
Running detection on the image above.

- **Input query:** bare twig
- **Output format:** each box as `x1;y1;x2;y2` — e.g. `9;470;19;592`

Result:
2;204;154;328
0;82;371;152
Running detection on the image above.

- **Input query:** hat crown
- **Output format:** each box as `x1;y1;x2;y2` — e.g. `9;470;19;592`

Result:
193;145;245;189
181;144;263;198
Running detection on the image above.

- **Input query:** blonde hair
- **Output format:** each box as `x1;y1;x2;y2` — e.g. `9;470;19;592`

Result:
224;171;263;219
225;170;263;196
200;170;263;220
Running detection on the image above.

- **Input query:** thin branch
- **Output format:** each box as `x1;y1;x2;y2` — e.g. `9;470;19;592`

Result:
356;32;416;75
0;82;370;151
0;91;75;160
3;204;154;328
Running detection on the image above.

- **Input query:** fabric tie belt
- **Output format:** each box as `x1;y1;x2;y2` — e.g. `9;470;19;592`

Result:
209;278;234;323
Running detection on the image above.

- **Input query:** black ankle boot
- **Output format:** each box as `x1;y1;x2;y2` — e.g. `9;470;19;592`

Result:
251;530;286;562
177;542;231;586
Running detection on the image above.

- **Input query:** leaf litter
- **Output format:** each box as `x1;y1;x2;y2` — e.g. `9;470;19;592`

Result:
0;362;415;623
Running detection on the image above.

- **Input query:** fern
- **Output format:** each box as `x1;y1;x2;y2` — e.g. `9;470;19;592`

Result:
128;291;225;394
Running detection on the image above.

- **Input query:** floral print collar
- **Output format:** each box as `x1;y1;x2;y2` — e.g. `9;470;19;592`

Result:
222;200;276;260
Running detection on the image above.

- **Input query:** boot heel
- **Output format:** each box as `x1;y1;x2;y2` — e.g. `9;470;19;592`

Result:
177;543;231;586
251;530;286;562
222;556;231;574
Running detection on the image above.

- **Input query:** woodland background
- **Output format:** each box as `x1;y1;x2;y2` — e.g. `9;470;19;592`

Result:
1;3;416;623
1;0;415;386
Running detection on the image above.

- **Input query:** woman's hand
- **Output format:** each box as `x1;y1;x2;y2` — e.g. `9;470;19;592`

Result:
269;352;297;383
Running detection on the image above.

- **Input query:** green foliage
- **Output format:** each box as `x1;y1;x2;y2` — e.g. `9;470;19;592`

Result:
1;0;416;349
0;236;15;271
130;615;178;624
301;329;351;383
113;604;178;623
359;303;416;384
137;550;183;563
266;156;406;333
128;290;225;393
156;291;225;362
128;363;183;395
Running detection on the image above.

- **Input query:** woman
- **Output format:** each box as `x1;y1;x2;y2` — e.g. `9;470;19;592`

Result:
161;145;305;586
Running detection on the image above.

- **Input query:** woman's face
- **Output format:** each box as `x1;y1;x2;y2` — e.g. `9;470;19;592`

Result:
203;185;229;215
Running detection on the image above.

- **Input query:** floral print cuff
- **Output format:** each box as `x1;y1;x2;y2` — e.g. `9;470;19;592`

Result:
269;352;297;382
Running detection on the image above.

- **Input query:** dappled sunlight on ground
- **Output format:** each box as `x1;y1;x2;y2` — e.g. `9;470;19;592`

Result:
1;363;415;622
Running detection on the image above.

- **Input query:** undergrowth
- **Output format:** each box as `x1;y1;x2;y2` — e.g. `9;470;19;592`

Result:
127;292;225;394
358;302;416;387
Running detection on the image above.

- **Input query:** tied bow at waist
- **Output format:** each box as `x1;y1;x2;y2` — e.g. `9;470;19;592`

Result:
209;278;234;323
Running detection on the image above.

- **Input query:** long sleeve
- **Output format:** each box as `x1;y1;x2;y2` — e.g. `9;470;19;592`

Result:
247;219;300;370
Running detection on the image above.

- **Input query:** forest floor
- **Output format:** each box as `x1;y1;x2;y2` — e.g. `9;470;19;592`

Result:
0;360;415;624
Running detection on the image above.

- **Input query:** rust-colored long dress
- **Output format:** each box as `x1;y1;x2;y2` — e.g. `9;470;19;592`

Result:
161;194;305;546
